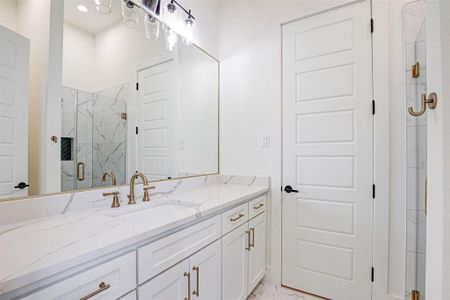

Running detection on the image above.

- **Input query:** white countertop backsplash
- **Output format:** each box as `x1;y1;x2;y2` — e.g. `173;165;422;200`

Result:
0;175;269;294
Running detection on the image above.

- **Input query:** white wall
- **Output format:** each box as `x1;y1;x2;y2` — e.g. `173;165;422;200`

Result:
217;0;408;299
0;0;17;31
62;22;95;92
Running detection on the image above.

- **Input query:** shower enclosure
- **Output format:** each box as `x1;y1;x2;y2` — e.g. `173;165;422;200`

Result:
61;83;129;192
403;1;427;299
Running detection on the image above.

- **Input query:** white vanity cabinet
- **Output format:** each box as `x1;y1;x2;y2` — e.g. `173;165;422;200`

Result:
248;212;267;293
222;211;267;300
7;192;268;300
22;252;136;300
139;240;222;300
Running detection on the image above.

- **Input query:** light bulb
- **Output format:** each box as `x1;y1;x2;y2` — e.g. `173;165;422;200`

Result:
94;0;111;15
164;28;178;51
163;0;180;29
121;0;140;28
182;17;194;45
144;14;161;40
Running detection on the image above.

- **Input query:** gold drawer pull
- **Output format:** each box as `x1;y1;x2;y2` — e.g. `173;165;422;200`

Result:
230;213;244;222
193;266;200;297
184;272;191;300
253;203;264;210
80;282;111;300
250;227;255;248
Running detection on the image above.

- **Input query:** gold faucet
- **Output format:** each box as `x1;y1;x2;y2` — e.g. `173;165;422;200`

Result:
102;170;117;186
128;172;155;204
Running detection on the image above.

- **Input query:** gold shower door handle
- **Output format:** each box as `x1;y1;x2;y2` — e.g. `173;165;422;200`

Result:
77;162;85;181
408;92;438;116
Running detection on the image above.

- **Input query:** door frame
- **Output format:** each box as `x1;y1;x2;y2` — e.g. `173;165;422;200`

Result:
267;0;391;299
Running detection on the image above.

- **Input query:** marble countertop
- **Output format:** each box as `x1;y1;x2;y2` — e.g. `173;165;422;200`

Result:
0;183;268;294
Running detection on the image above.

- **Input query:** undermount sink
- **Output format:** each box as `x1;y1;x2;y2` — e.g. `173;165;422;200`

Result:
101;200;200;222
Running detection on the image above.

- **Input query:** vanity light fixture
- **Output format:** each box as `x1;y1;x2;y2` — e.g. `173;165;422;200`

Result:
121;0;140;28
77;4;89;13
95;0;196;50
94;0;111;14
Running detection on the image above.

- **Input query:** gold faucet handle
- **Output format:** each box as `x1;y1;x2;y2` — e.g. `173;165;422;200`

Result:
103;191;120;208
142;185;155;202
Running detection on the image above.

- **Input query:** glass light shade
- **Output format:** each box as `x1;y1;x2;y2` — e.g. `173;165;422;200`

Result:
121;0;140;28
144;14;161;40
94;0;112;14
164;28;178;51
182;18;194;45
162;0;180;29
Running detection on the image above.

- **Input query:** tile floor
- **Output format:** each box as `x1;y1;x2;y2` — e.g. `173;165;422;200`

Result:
248;281;325;300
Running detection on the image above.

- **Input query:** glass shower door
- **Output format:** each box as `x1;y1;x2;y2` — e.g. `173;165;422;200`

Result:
403;1;427;299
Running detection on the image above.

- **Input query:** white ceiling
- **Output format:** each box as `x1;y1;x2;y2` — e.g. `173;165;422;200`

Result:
64;0;122;34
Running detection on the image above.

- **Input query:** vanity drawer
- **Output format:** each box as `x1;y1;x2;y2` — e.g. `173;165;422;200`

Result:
22;252;136;300
138;215;221;283
249;195;266;219
222;203;249;235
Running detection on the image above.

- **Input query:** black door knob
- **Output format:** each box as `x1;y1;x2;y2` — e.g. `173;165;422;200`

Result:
284;185;299;193
14;182;29;189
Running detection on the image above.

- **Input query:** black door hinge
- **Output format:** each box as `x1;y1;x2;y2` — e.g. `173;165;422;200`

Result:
372;184;376;199
370;18;374;33
136;126;139;135
136;82;139;90
372;100;375;115
371;267;374;282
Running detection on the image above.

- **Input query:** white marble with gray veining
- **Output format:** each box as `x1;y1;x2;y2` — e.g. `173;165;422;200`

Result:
0;174;269;294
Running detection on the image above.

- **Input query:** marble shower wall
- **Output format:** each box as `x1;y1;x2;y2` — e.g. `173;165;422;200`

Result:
60;83;128;192
404;2;427;299
92;83;128;187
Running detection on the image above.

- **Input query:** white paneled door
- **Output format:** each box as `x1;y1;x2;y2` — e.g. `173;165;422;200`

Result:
137;60;176;180
281;2;374;299
0;25;29;199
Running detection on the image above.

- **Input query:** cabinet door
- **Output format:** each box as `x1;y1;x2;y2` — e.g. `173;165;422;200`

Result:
190;240;222;300
139;260;189;300
222;223;249;300
248;212;266;294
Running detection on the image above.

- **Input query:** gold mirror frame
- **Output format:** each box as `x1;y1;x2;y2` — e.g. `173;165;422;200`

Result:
1;42;220;203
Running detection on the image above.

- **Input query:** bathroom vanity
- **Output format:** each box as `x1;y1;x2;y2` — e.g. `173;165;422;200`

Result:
0;175;269;300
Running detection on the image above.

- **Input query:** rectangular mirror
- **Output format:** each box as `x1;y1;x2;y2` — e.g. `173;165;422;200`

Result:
0;0;219;200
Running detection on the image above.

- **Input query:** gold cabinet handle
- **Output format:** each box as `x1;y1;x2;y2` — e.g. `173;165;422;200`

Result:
192;266;200;297
184;272;191;300
230;213;244;222
245;230;251;251
77;162;85;181
80;282;111;300
250;227;255;248
253;203;264;210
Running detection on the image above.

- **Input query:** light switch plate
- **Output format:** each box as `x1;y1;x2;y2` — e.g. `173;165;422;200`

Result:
262;134;270;148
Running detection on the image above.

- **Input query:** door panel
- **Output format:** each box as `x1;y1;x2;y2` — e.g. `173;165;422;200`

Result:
222;223;248;300
282;2;374;299
137;60;176;180
0;25;29;199
190;240;221;300
138;260;189;300
248;212;266;294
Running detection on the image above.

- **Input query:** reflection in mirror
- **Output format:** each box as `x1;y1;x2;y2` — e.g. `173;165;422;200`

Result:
0;0;219;200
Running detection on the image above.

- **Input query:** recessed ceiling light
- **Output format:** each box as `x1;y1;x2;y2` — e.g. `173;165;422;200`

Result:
77;5;88;13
